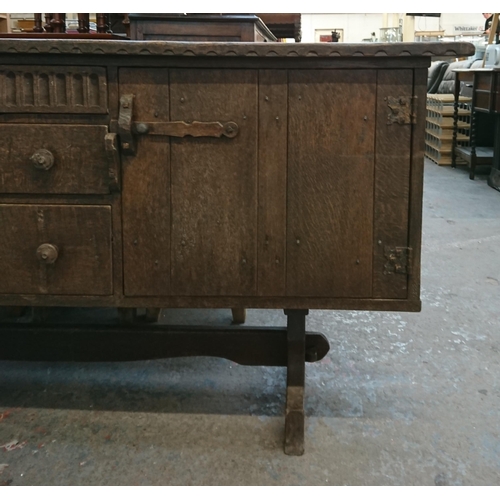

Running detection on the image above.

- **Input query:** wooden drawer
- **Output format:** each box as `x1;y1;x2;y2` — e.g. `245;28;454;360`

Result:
0;204;113;295
0;125;119;194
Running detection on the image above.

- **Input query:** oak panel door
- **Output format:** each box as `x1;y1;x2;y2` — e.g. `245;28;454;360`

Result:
120;68;171;297
169;69;258;296
287;70;376;298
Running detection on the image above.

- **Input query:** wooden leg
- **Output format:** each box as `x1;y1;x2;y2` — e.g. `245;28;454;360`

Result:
145;308;161;323
0;307;26;321
231;307;246;324
31;307;49;324
117;308;137;324
283;309;307;456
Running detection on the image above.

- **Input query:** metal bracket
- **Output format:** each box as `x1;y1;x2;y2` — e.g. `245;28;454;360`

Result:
104;133;121;193
384;246;412;275
118;94;136;155
387;96;417;125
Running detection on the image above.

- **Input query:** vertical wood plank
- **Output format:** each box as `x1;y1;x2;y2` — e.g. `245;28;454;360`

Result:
169;69;258;296
373;69;412;298
258;70;287;296
287;70;376;298
407;67;427;305
119;68;171;296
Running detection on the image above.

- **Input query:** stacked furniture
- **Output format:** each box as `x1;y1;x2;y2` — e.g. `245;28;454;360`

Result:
453;68;500;184
425;94;471;166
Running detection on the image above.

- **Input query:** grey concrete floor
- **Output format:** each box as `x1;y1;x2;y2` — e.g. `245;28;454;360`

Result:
0;159;499;485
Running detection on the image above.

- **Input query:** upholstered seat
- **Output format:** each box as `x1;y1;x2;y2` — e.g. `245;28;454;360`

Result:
427;60;449;93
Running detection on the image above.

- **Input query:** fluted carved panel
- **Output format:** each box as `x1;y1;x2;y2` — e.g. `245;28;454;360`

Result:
0;66;107;113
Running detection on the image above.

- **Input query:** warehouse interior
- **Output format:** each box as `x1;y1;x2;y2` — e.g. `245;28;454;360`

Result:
0;12;499;486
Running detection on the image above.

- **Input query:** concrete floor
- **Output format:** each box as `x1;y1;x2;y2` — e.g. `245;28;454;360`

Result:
0;159;499;485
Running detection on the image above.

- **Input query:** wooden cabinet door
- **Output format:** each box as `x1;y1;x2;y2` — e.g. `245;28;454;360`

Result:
120;67;412;301
120;68;258;297
287;69;412;299
169;69;258;296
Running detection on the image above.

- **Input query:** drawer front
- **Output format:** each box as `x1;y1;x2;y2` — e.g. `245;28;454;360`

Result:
0;66;108;114
0;204;113;295
0;125;118;194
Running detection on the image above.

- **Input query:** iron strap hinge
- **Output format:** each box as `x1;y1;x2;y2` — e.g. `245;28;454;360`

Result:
387;96;417;125
384;246;413;275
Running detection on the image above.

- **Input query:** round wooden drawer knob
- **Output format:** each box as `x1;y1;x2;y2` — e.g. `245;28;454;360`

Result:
30;149;55;170
36;244;59;264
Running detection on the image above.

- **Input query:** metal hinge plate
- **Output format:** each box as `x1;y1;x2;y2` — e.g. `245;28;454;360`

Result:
387;96;417;125
384;246;412;275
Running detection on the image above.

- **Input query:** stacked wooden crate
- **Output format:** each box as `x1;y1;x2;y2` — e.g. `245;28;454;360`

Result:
425;94;472;166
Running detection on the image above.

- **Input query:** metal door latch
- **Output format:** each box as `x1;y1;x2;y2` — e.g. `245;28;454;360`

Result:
117;94;239;155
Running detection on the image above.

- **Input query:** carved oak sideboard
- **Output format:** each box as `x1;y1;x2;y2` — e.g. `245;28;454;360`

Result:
0;40;474;454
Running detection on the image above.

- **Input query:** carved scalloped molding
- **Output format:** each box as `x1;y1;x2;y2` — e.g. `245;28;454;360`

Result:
0;41;475;58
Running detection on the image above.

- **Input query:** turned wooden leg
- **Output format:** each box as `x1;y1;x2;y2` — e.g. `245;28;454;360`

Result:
283;309;308;456
231;307;246;324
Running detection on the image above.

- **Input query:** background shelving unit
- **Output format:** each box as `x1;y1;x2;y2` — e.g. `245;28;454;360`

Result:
425;94;471;166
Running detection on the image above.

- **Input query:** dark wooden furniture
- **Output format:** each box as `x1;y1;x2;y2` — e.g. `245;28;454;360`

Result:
0;40;473;454
129;14;276;42
453;68;500;188
129;13;278;326
257;14;301;41
0;14;129;39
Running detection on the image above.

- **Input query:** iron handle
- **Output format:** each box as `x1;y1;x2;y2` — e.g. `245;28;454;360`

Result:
36;243;59;264
30;149;54;171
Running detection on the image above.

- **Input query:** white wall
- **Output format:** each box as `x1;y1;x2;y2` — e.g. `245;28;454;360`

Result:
301;13;489;43
440;13;487;36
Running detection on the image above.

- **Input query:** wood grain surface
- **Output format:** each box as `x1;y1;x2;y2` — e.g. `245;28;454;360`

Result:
373;70;412;298
169;69;258;296
287;70;376;298
0;204;112;295
408;68;427;303
120;68;171;296
258;70;287;296
0;124;112;194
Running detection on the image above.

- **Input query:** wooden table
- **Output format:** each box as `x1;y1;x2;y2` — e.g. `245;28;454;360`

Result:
453;68;500;189
0;40;474;454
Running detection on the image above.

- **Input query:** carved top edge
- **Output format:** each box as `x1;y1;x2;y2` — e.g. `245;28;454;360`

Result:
0;40;475;58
